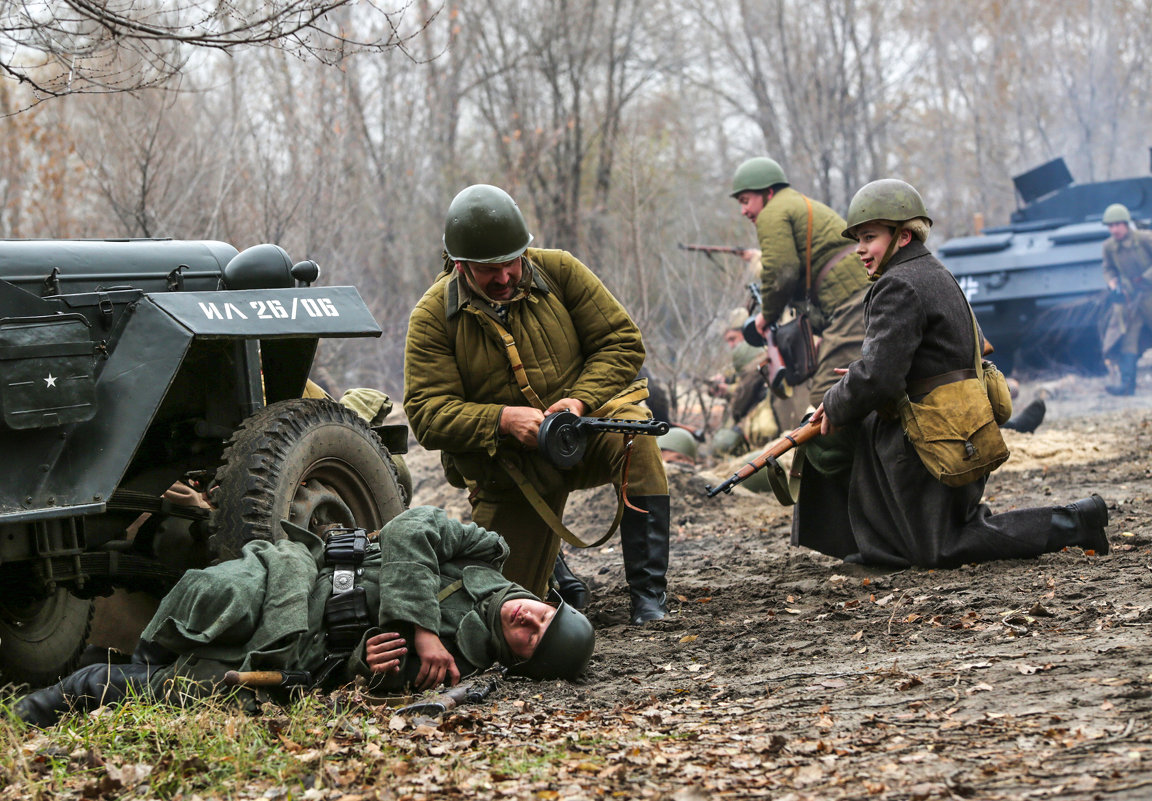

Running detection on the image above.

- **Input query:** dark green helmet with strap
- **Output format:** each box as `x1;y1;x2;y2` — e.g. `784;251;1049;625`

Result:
657;427;698;463
508;597;594;680
842;179;932;240
1103;203;1132;225
711;426;747;456
731;157;788;196
443;184;534;263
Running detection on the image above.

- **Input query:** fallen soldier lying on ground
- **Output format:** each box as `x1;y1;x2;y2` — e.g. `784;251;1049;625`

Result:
12;506;594;727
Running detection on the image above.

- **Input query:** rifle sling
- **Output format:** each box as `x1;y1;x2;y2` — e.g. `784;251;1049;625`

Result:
486;316;645;549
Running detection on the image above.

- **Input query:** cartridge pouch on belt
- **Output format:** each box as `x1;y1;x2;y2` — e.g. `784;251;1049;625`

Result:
323;527;373;654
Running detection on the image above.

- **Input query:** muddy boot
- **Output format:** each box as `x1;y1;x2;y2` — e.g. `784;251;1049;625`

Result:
550;550;590;610
1001;399;1046;433
1048;494;1110;555
620;495;670;625
1106;353;1138;396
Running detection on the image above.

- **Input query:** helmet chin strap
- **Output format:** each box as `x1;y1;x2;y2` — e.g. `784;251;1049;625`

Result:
459;258;531;306
869;222;906;282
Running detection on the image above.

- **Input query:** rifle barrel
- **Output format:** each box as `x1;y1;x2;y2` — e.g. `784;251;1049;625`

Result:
704;418;822;498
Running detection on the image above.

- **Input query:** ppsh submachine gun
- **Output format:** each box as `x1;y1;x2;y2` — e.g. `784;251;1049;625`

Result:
0;239;411;688
536;410;669;469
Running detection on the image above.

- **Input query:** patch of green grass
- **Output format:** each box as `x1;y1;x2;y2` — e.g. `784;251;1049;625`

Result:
1;689;403;799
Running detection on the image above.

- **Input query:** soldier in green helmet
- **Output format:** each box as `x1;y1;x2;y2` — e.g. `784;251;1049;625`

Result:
730;156;870;407
657;427;699;468
806;179;1111;569
12;506;595;727
1100;202;1152;395
707;307;780;455
404;185;672;626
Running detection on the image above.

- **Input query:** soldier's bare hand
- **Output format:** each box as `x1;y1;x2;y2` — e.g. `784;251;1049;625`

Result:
811;403;836;435
163;481;213;510
544;397;586;417
412;626;460;690
499;406;546;448
365;632;407;675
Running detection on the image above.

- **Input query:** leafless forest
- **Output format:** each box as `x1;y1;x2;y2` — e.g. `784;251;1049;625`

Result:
1;0;1149;399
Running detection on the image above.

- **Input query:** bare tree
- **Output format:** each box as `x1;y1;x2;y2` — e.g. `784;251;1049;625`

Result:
0;0;434;103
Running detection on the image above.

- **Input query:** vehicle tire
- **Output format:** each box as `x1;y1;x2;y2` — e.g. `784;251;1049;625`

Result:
0;587;94;688
209;398;408;560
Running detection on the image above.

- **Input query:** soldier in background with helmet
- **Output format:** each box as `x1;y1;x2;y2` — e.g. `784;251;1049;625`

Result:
657;427;699;469
730;157;870;407
708;307;780;456
1100;202;1152;396
809;179;1111;568
404;184;672;626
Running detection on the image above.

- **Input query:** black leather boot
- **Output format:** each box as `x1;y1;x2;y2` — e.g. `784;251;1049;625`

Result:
551;550;590;610
620;495;670;625
1106;354;1138;396
12;640;172;727
1049;494;1110;555
1001;399;1046;433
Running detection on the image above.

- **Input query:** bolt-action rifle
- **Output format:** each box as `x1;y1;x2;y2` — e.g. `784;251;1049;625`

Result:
678;243;758;258
704;417;822;498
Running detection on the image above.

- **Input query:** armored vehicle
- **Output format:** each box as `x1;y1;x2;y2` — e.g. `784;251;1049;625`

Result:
0;239;408;686
937;157;1152;373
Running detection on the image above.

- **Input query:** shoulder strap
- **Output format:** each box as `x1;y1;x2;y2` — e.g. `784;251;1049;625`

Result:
486;316;547;411
802;195;814;297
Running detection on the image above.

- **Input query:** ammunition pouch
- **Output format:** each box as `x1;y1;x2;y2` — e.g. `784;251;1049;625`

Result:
323;528;372;655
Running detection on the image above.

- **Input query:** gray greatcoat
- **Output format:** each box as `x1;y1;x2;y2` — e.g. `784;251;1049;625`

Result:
816;240;1070;568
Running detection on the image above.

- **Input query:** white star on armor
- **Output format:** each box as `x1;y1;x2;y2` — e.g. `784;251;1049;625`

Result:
44;373;57;388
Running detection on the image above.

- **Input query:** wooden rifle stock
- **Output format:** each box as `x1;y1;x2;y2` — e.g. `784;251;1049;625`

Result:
224;669;313;688
704;417;822;498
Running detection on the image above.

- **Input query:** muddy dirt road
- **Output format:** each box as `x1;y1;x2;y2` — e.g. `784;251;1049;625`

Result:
407;373;1152;800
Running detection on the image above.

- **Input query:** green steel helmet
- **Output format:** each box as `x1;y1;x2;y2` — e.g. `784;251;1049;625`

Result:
731;157;789;196
842;179;933;240
657;427;698;463
508;597;595;680
443;184;534;263
711;426;746;456
1103;203;1132;225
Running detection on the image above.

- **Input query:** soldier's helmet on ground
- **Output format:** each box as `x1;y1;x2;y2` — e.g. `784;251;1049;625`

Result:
731;157;789;196
1103;203;1133;225
508;597;595;680
657;427;698;465
443;184;534;263
711;426;746;456
842;179;933;241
